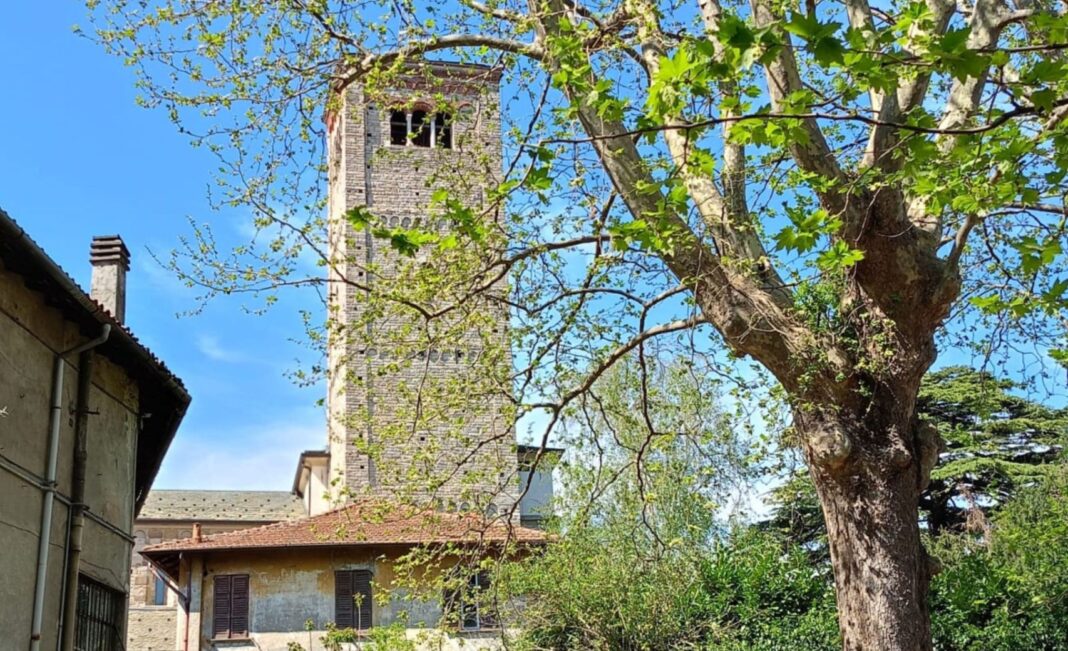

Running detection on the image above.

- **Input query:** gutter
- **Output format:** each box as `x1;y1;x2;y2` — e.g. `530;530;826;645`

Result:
29;325;111;651
58;345;104;651
0;210;191;513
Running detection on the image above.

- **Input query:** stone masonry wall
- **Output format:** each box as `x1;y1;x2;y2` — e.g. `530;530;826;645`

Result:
126;607;176;650
326;65;518;517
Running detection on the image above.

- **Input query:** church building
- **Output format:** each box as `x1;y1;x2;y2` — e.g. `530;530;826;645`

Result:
129;62;557;651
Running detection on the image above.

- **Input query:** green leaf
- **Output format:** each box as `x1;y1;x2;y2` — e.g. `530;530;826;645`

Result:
817;240;865;271
345;206;376;228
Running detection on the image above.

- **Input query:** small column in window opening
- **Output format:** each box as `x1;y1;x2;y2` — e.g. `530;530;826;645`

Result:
389;108;452;148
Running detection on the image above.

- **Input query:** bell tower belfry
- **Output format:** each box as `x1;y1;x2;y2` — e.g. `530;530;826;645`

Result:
321;62;517;518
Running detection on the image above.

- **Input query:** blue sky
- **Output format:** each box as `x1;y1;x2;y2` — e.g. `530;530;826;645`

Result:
1;4;325;490
5;3;1062;497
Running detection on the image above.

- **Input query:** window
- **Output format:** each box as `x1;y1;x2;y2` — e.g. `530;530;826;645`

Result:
434;113;452;149
212;574;250;639
445;570;497;631
153;572;168;605
388;109;453;149
410;110;431;147
389;110;408;146
335;569;373;630
75;574;124;651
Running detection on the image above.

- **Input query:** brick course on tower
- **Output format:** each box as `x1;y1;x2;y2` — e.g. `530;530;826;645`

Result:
325;62;517;518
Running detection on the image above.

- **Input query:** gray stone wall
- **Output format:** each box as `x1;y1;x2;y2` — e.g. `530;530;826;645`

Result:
126;606;177;650
326;66;518;516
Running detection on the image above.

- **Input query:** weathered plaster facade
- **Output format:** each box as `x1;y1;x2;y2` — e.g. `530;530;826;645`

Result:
0;213;188;650
127;491;306;650
141;502;545;651
169;547;510;651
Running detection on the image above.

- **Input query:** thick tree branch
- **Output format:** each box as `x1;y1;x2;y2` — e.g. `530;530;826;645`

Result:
750;0;848;194
336;33;545;89
908;0;1015;234
696;0;750;224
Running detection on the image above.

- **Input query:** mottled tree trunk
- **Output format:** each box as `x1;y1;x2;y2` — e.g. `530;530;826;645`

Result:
802;399;941;651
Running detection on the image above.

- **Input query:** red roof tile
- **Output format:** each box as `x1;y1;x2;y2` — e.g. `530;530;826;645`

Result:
142;501;546;558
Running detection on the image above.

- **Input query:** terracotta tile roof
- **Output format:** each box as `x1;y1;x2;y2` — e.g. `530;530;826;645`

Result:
139;490;306;522
142;501;546;558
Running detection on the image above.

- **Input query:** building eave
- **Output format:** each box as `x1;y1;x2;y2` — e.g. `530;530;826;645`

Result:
0;208;191;514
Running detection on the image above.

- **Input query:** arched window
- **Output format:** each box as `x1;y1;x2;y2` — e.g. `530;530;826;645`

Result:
388;109;453;149
410;110;431;147
389;110;408;146
435;113;452;149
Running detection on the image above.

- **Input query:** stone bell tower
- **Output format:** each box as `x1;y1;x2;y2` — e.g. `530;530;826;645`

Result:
323;62;517;517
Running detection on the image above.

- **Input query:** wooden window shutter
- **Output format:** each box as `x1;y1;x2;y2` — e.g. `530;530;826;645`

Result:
334;570;354;629
212;575;231;638
335;569;373;630
230;575;250;637
212;574;249;638
353;570;373;630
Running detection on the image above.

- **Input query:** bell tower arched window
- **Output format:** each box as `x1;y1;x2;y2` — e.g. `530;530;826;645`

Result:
388;108;452;149
389;110;408;146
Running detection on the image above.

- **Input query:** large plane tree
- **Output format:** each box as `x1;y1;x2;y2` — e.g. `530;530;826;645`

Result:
87;0;1068;648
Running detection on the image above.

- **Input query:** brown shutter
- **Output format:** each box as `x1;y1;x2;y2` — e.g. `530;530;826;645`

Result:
334;570;354;628
335;570;373;630
353;570;373;630
212;575;231;638
230;575;250;637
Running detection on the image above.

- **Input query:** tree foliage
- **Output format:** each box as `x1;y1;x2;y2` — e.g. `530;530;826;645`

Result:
766;365;1067;549
929;465;1068;650
920;365;1067;533
85;0;1068;646
501;359;836;651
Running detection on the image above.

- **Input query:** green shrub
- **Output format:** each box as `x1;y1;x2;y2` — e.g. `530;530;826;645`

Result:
930;467;1068;650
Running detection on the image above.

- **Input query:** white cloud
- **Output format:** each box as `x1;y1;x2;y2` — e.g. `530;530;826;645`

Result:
153;410;325;491
196;333;255;364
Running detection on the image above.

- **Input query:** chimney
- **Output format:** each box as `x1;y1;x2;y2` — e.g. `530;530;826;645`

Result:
89;235;130;323
192;523;202;542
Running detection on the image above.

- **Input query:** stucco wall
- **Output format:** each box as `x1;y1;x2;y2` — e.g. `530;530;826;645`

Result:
129;522;276;649
518;469;554;524
0;259;141;647
178;547;507;651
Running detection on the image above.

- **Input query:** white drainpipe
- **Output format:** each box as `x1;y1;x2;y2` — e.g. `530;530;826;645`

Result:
29;324;111;651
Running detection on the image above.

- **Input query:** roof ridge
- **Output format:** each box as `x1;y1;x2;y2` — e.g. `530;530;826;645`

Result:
141;499;547;558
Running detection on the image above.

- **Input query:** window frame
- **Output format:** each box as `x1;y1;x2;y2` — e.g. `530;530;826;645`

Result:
211;573;250;640
389;109;409;146
387;109;453;149
152;571;168;606
334;568;374;631
74;573;125;651
445;570;498;632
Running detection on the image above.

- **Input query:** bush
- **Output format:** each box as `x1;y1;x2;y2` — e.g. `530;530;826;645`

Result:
930;467;1068;650
506;528;839;651
697;529;839;651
